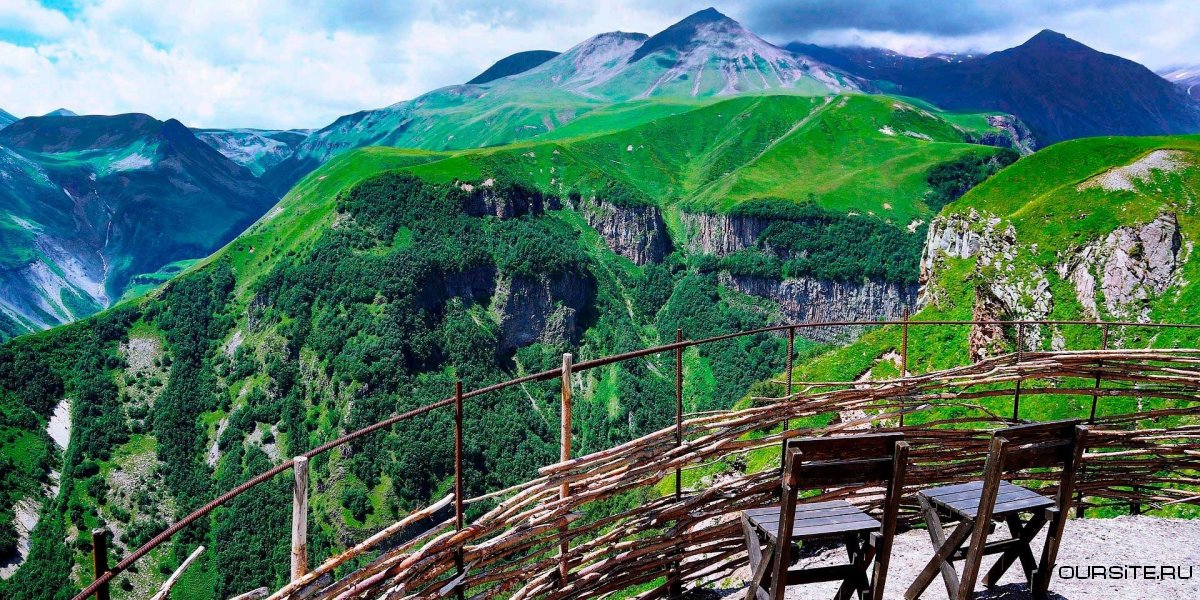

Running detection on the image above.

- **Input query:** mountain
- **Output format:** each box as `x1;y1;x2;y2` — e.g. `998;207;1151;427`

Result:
1159;64;1200;100
0;93;1019;597
466;49;560;84
42;108;77;117
262;7;860;194
0;113;275;339
0;108;15;128
789;30;1200;144
192;128;311;176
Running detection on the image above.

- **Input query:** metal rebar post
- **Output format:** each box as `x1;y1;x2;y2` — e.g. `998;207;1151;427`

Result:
1013;323;1024;421
91;528;110;600
454;380;465;600
900;309;909;427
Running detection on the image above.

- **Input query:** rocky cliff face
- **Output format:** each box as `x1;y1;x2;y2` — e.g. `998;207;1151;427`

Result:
679;212;772;256
572;196;670;264
1056;213;1181;321
493;272;594;351
721;273;917;341
921;208;1184;356
921;208;1053;354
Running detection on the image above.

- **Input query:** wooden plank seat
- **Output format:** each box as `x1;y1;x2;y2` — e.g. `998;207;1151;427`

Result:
741;433;909;600
922;480;1054;520
745;501;882;542
905;420;1088;600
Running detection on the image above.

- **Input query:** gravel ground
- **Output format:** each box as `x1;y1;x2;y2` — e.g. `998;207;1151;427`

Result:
715;516;1200;599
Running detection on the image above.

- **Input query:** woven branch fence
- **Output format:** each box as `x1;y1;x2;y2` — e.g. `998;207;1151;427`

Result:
265;349;1200;600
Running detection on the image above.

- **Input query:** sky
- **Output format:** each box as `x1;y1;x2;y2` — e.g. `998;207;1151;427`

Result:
0;0;1196;129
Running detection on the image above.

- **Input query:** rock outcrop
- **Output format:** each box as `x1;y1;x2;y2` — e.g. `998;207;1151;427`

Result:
493;272;594;352
573;196;671;264
721;273;918;341
679;212;772;256
1056;213;1181;321
921;209;1053;350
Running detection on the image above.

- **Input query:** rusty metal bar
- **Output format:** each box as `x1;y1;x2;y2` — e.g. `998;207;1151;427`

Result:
900;309;910;427
91;528;109;600
1012;323;1024;422
454;380;465;600
674;329;684;499
1089;324;1110;424
671;329;684;597
559;353;573;583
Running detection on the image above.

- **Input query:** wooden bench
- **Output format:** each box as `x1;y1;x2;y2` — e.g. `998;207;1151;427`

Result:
904;420;1088;600
742;432;909;600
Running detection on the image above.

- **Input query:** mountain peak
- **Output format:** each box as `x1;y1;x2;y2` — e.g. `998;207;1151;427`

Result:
684;7;733;24
1020;29;1085;51
629;7;750;63
43;108;77;117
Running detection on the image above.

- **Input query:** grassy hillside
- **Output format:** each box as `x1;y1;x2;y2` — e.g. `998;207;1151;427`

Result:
789;135;1200;389
0;94;1019;598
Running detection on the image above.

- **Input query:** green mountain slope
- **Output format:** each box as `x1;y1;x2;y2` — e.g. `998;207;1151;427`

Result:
0;108;15;128
261;8;864;194
0;94;1017;598
790;135;1200;388
0;114;276;340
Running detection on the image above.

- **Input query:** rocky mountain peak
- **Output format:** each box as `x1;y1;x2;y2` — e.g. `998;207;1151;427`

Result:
630;7;754;63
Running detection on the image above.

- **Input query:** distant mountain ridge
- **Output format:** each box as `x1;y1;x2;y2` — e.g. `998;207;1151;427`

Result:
262;7;859;194
192;128;311;176
0;113;274;338
0;108;15;128
789;30;1200;143
466;50;560;84
1159;64;1200;100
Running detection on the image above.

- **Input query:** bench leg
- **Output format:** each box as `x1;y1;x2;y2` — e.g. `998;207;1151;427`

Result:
834;533;871;600
907;495;962;599
983;512;1046;588
1032;508;1065;600
742;516;773;600
905;519;973;600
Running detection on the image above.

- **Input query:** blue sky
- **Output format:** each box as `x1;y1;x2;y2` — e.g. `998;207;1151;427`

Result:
0;1;1195;129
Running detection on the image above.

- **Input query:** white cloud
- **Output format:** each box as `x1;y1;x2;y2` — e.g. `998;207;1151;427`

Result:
0;0;713;129
1;1;1193;129
0;0;72;38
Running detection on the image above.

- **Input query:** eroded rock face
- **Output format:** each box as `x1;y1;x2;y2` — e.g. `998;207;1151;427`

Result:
921;209;1053;349
679;212;772;256
1057;213;1181;321
721;273;917;342
493;272;594;352
574;196;670;264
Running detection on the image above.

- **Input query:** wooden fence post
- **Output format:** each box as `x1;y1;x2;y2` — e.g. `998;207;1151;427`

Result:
290;456;309;580
559;353;573;583
900;309;909;427
91;527;109;600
